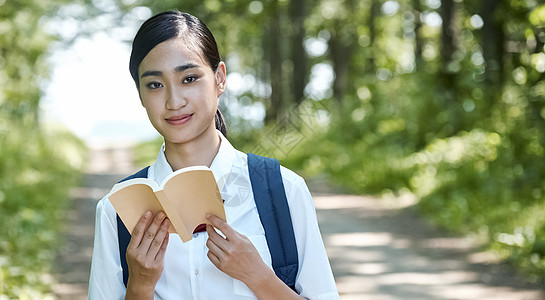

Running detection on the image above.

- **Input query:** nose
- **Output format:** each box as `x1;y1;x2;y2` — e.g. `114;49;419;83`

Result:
165;85;187;110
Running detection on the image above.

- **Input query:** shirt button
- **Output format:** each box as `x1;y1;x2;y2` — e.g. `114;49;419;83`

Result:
194;269;199;275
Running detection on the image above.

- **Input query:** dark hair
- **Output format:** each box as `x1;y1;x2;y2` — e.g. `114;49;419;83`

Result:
129;10;227;137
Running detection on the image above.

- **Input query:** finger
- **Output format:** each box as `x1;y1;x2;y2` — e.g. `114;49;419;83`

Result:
206;224;229;252
155;229;169;262
206;236;226;261
207;249;221;268
128;211;152;249
148;218;169;257
139;211;166;250
206;214;235;239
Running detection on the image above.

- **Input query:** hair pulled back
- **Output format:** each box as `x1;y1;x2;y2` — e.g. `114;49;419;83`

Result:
129;10;227;136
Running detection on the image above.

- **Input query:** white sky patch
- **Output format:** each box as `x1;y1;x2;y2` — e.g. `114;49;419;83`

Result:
382;1;400;16
421;11;443;27
470;14;484;29
249;1;264;14
305;63;334;100
304;37;328;57
226;72;256;96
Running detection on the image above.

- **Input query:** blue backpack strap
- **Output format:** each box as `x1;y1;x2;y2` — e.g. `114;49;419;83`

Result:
116;166;150;287
247;153;299;291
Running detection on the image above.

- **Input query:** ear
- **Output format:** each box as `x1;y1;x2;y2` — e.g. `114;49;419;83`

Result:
215;61;227;98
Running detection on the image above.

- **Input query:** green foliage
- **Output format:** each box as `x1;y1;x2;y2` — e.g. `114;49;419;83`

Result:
0;0;66;123
0;116;87;298
133;135;163;167
0;0;86;297
411;127;545;281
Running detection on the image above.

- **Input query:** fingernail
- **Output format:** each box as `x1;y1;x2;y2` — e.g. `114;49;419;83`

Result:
144;211;151;219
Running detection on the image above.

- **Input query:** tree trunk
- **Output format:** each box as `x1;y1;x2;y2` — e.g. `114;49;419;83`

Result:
534;28;545;54
439;0;457;74
329;20;351;104
289;0;307;106
266;0;284;123
438;0;462;134
329;0;357;104
481;0;504;86
480;0;505;111
412;0;424;70
368;0;380;71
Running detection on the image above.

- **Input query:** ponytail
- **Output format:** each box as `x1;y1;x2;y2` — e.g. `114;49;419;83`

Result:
215;108;227;137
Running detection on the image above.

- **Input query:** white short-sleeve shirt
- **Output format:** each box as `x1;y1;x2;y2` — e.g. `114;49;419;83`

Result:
88;132;339;300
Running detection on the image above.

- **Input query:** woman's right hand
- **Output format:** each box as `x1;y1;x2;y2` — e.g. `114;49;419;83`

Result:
125;211;170;300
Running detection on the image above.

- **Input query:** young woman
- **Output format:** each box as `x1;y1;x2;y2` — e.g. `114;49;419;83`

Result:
89;10;339;300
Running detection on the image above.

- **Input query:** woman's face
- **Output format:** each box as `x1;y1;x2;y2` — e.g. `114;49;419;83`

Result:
138;38;226;145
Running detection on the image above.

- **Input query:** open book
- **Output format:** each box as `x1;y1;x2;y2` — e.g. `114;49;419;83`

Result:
107;166;225;243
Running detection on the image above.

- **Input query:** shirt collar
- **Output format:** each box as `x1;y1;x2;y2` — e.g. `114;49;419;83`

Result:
150;130;239;192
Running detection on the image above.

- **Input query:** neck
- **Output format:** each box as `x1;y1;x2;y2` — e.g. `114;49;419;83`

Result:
164;126;221;170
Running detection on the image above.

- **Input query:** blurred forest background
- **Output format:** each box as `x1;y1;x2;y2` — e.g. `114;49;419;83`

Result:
2;0;545;298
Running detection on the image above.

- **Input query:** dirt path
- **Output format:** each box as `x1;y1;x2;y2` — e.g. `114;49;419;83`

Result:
51;148;545;299
51;146;137;299
309;178;545;300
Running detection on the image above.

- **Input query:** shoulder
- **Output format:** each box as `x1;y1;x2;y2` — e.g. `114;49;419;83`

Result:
279;164;307;194
95;195;118;227
96;195;114;211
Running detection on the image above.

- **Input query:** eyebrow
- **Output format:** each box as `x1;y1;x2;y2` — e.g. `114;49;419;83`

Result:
140;63;199;78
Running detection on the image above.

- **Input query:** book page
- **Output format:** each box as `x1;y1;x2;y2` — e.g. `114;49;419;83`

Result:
109;183;172;234
161;169;225;242
109;178;160;193
159;165;211;189
155;190;188;239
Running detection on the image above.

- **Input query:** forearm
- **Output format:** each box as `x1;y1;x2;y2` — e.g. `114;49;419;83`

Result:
124;281;155;300
245;267;306;300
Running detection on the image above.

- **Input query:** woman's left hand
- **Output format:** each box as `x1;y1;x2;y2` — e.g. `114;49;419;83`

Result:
205;214;270;285
206;214;305;300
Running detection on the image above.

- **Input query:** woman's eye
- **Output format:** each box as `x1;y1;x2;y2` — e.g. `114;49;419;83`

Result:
147;82;163;89
183;76;197;84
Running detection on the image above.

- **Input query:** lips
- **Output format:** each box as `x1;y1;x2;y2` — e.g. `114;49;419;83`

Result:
165;114;193;125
